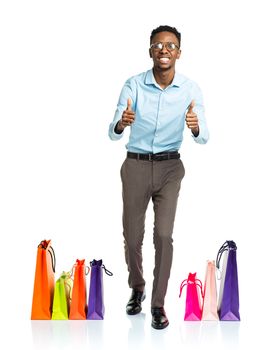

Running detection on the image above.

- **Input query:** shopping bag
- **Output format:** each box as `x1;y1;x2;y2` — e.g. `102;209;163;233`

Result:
31;240;55;320
69;259;89;320
217;245;229;311
179;272;203;321
216;240;240;321
51;271;73;320
202;260;219;320
87;259;113;320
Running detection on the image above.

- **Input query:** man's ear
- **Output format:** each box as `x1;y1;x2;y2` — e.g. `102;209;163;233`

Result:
176;49;181;59
149;48;152;58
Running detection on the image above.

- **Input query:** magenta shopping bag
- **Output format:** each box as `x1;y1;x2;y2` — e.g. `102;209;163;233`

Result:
179;272;204;321
87;259;113;320
216;240;240;321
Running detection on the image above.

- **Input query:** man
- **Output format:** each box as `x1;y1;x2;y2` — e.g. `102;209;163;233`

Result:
108;25;209;329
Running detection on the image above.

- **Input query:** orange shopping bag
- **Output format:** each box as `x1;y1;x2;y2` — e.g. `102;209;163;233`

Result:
31;240;56;319
69;259;90;320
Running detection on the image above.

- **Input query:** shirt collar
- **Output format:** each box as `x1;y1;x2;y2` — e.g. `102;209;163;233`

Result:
145;69;184;88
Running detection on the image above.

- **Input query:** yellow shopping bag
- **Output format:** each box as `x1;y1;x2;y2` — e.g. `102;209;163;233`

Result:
52;271;73;320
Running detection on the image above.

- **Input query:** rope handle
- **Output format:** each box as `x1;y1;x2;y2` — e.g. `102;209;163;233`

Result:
179;277;204;298
63;272;73;301
179;279;188;297
195;279;204;298
216;241;229;269
89;260;113;276
48;246;56;273
216;240;237;269
70;260;90;279
102;264;113;276
37;240;56;273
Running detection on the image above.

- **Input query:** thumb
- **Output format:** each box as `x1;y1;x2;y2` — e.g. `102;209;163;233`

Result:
127;98;132;111
188;100;195;113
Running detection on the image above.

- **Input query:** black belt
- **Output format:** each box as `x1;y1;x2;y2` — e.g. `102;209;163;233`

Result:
127;151;180;161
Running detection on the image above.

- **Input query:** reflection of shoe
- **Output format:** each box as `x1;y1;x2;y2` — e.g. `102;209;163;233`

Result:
126;289;146;315
151;307;169;330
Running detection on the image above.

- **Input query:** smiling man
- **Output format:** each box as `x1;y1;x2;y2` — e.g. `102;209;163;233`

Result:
108;25;209;329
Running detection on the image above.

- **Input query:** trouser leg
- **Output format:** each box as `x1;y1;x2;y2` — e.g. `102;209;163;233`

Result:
121;158;152;291
151;159;185;307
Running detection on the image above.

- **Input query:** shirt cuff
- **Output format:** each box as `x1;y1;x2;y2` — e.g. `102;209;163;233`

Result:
191;128;209;144
108;121;124;141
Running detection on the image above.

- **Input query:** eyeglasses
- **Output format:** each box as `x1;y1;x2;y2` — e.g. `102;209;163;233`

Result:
150;42;180;51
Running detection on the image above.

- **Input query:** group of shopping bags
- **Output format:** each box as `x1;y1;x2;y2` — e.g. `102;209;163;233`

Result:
179;240;240;321
31;240;113;320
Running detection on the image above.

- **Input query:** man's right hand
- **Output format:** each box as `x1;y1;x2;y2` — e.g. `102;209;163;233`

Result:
116;98;135;133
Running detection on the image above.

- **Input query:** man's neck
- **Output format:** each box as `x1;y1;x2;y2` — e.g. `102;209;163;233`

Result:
153;67;175;89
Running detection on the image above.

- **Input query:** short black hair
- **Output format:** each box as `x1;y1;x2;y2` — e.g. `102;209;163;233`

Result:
150;25;181;48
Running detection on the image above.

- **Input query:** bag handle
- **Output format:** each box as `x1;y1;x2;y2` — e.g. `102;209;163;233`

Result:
63;272;73;301
37;240;56;273
89;260;113;276
216;241;229;269
48;246;56;273
70;260;90;278
216;240;237;269
102;264;113;276
179;277;204;298
195;279;204;298
179;279;188;297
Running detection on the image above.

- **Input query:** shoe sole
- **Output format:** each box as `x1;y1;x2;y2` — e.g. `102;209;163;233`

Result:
151;321;169;330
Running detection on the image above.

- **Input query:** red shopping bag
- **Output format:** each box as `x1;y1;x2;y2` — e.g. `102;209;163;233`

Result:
179;272;203;321
69;259;89;320
31;240;55;319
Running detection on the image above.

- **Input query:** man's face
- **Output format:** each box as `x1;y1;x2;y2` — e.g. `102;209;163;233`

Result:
149;31;181;70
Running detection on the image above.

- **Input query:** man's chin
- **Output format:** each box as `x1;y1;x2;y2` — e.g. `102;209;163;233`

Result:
156;64;172;71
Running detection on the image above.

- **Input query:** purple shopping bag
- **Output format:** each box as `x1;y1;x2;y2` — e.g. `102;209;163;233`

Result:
87;259;113;320
216;240;240;321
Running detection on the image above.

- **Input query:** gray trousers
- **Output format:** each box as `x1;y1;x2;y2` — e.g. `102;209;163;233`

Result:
120;156;185;308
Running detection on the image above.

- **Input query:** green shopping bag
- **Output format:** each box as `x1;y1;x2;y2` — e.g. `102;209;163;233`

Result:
51;271;72;320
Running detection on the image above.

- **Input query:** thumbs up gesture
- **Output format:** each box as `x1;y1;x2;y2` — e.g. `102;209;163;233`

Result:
185;100;199;136
116;98;135;133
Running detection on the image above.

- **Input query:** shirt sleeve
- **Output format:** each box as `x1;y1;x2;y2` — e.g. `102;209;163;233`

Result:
108;78;136;141
190;82;209;144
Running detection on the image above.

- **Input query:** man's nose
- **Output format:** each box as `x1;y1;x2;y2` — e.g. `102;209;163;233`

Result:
160;43;168;53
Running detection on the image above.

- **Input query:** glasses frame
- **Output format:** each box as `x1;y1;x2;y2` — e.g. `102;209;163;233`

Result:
150;41;180;52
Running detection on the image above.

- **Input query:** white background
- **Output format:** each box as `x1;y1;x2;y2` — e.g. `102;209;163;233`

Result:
0;0;261;349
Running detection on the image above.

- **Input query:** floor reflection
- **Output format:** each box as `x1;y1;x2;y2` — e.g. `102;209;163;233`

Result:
87;320;104;349
219;321;240;349
200;321;220;344
31;320;89;350
179;321;240;349
30;317;241;350
179;321;202;347
31;321;54;350
150;323;170;349
126;313;146;350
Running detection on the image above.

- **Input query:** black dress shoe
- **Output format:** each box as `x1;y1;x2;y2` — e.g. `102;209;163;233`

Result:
126;289;146;315
151;307;169;329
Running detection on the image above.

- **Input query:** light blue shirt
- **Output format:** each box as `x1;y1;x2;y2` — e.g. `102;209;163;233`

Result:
108;69;209;153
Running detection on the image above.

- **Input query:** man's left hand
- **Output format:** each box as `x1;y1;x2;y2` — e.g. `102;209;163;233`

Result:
186;100;199;137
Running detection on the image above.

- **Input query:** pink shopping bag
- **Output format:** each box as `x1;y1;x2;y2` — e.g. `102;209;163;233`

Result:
202;260;219;320
179;272;203;321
